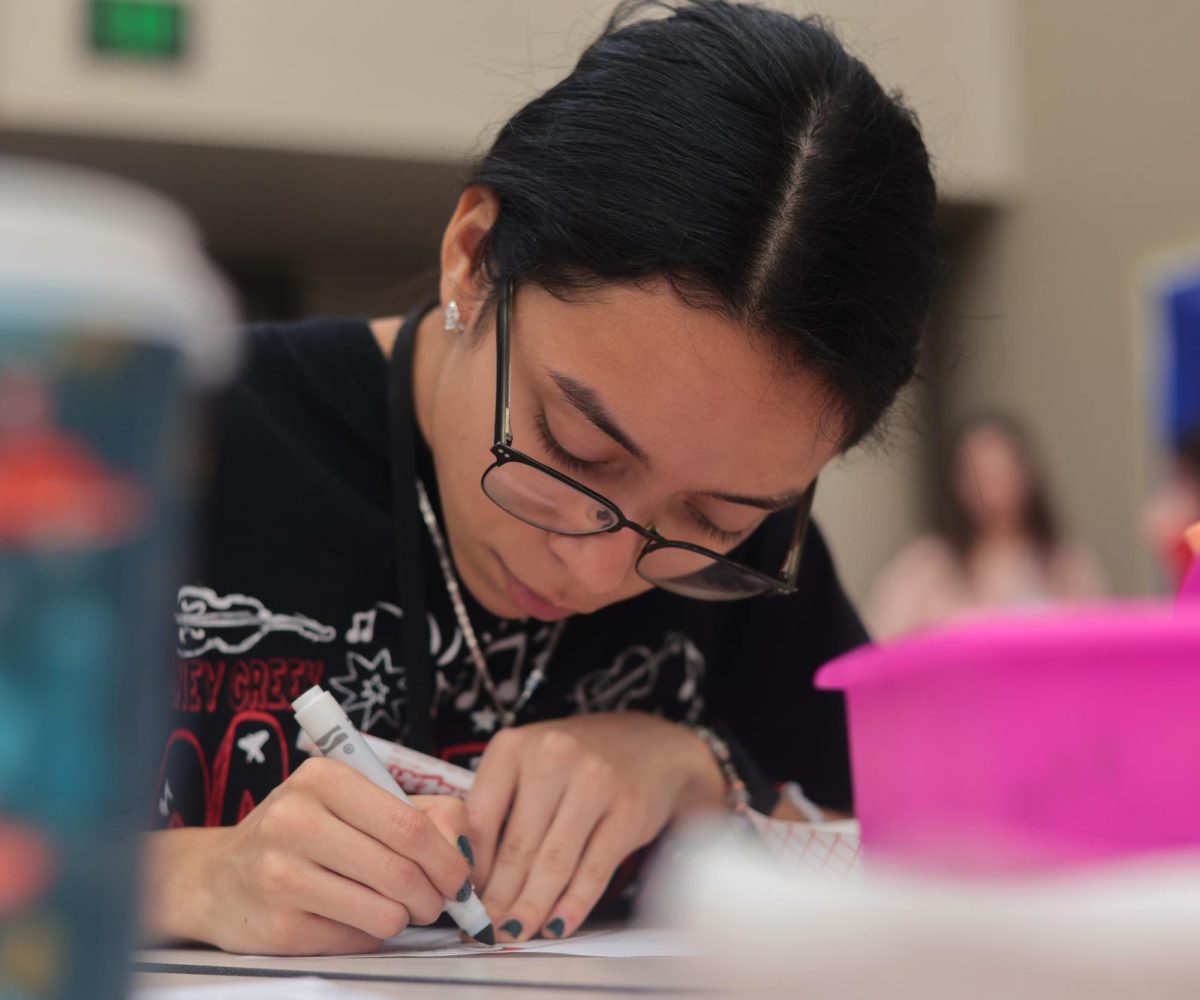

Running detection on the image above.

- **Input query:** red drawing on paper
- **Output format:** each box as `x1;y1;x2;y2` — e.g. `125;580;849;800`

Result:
386;764;467;799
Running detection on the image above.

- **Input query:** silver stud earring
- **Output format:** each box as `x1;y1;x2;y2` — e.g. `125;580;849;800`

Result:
444;300;466;335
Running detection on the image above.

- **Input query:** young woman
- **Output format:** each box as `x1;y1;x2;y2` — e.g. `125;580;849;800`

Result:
867;414;1105;640
146;0;937;955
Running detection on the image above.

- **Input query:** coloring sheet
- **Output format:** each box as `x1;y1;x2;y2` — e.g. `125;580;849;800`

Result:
372;925;694;958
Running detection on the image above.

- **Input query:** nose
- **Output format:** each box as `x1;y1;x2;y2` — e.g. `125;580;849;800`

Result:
547;525;646;596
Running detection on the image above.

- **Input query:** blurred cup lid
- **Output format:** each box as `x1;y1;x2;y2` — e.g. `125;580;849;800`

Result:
0;156;237;385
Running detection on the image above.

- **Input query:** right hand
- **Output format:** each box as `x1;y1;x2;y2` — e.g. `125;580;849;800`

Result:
144;756;473;955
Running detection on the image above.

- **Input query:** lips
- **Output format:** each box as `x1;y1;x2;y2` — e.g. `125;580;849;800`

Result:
498;559;576;622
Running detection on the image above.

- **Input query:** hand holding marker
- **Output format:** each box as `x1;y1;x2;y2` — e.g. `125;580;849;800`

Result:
291;686;495;945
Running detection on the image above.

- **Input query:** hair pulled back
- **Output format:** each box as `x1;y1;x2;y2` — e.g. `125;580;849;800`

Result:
469;0;938;449
938;413;1061;561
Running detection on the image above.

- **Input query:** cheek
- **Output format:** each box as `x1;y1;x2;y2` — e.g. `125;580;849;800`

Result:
954;466;983;510
430;367;495;518
425;352;553;588
986;463;1028;511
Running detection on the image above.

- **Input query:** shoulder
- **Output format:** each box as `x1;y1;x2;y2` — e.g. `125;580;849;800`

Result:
879;535;960;581
234;315;377;384
732;513;870;654
862;535;962;641
369;316;403;359
219;315;384;423
198;315;398;489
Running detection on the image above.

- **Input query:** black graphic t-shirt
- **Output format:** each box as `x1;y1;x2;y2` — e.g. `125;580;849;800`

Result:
154;313;866;833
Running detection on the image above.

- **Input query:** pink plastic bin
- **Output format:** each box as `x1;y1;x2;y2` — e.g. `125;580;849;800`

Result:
815;603;1200;873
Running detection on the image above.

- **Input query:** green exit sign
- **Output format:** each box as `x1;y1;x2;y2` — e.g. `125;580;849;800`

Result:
89;1;187;61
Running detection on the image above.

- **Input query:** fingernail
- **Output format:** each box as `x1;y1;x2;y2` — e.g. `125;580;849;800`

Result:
545;917;565;938
457;835;476;868
500;919;523;938
456;878;472;903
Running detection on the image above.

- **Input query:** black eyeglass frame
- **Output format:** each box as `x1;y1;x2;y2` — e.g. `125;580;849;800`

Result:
480;276;815;598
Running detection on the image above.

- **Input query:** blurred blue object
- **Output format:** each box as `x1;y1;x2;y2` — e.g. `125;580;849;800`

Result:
1163;272;1200;448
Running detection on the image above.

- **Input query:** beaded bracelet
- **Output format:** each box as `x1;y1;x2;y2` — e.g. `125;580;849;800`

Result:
688;724;751;814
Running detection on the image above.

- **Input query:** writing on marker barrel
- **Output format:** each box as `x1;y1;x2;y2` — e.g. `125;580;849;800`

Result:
291;685;495;945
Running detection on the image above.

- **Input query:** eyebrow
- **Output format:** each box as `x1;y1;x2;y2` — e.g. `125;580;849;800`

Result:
701;489;803;513
546;370;651;466
546;369;806;513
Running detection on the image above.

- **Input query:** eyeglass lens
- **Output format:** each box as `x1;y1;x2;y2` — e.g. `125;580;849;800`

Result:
482;460;619;536
483;460;775;599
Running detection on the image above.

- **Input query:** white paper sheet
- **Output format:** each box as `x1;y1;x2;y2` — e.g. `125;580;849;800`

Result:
370;925;695;958
135;978;387;1000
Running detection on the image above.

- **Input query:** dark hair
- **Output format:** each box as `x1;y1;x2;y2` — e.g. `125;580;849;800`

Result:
467;0;937;449
938;413;1060;561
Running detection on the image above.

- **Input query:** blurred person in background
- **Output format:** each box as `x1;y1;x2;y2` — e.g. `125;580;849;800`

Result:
1143;428;1200;586
866;414;1105;640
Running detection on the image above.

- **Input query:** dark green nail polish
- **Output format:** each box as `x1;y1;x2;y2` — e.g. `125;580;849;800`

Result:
546;917;565;938
457;835;476;868
500;919;523;937
456;878;472;903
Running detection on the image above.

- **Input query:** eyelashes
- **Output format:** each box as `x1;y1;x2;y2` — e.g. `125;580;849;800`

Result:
532;408;751;547
684;504;750;547
534;410;606;475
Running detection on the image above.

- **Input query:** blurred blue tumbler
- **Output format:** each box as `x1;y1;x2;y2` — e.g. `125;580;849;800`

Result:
0;158;235;999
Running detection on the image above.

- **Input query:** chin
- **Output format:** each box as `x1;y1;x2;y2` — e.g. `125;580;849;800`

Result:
461;560;524;619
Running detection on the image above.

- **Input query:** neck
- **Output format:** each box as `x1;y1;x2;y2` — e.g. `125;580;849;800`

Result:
974;520;1029;547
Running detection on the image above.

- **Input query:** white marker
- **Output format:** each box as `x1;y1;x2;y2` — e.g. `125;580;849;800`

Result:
291;685;494;945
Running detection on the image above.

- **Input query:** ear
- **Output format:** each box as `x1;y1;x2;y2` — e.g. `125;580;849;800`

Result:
438;186;500;327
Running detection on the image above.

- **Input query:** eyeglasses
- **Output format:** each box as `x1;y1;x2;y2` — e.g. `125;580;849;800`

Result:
479;278;815;600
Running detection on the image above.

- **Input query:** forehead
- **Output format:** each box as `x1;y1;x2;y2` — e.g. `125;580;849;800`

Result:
961;426;1023;464
511;280;841;487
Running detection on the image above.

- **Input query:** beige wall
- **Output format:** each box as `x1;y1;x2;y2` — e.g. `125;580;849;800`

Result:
29;2;1198;605
944;0;1200;596
0;0;1020;200
0;1;598;157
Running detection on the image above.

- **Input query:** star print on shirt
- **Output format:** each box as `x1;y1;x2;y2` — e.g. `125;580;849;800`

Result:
471;706;499;734
329;648;408;732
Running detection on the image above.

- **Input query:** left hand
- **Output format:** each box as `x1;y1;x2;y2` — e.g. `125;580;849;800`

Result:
465;711;726;942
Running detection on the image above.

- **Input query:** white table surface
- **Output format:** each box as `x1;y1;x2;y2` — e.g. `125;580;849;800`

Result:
131;945;709;998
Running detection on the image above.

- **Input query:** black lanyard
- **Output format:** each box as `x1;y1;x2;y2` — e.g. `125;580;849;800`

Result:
386;303;437;752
